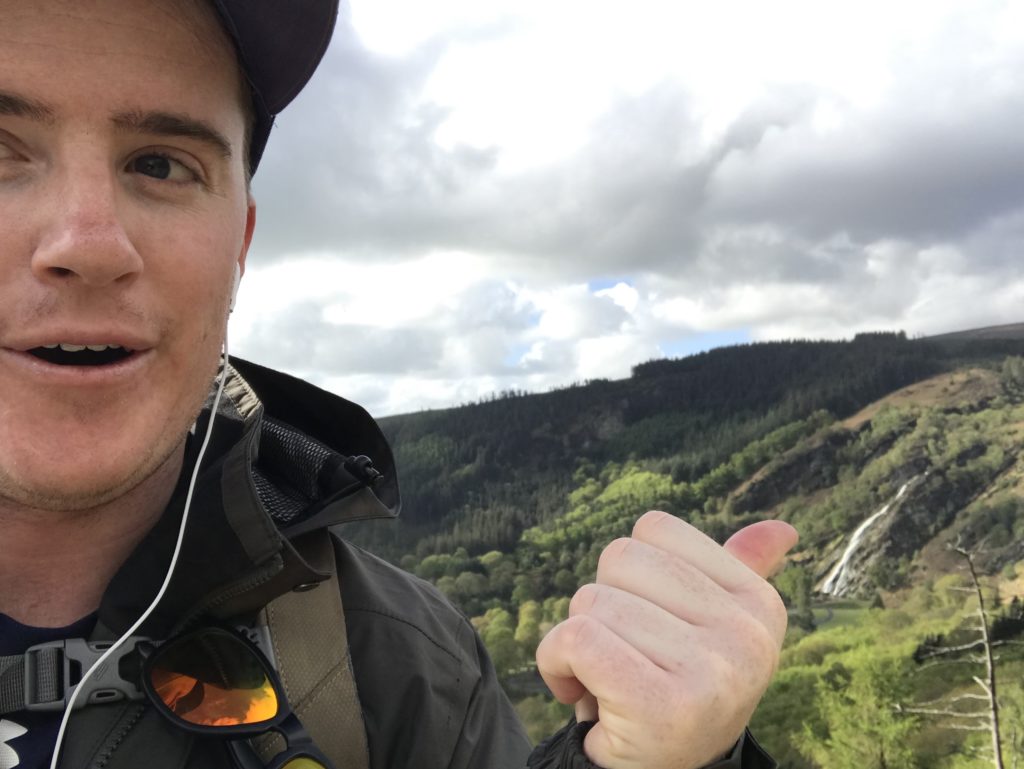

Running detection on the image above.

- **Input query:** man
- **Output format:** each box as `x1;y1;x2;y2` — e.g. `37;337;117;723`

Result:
0;1;797;768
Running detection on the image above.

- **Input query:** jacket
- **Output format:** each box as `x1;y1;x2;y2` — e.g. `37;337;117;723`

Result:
57;359;774;769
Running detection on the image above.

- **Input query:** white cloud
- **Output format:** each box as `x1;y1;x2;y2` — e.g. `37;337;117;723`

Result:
520;284;629;341
596;282;640;314
576;334;661;381
235;0;1024;414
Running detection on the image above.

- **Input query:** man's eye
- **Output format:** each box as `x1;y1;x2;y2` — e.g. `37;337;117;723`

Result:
130;153;196;182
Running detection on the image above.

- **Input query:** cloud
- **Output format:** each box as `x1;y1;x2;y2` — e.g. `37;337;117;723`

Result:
249;13;502;261
253;21;1024;274
234;0;1024;414
241;305;445;376
706;94;1024;244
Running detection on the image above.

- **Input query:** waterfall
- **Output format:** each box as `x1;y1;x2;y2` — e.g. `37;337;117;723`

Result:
821;478;916;597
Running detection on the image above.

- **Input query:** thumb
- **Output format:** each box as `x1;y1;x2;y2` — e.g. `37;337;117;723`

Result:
723;520;799;579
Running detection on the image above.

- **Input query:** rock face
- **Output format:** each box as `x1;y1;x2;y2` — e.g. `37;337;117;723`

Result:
820;477;919;597
732;429;854;515
728;367;1024;599
812;445;1021;597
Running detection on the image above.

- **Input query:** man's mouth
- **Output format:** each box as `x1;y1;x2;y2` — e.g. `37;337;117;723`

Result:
27;343;135;366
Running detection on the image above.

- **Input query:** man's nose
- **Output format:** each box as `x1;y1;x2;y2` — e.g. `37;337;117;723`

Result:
31;167;144;287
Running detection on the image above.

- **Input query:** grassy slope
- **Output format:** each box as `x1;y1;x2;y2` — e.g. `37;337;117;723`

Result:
359;340;1024;759
509;364;1024;759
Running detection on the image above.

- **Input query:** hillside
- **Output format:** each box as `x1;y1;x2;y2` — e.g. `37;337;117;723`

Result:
349;331;1024;563
927;323;1024;342
338;329;1024;763
732;365;1024;595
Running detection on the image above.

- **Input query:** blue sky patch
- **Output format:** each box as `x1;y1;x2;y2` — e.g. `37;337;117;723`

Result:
588;277;634;292
661;329;752;359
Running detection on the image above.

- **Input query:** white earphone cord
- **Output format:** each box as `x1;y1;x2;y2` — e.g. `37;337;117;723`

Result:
48;327;231;769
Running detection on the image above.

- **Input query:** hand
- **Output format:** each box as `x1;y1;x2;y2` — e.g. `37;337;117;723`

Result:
535;511;798;769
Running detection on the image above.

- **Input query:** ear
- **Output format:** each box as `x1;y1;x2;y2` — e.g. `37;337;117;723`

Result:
237;193;257;278
230;196;256;313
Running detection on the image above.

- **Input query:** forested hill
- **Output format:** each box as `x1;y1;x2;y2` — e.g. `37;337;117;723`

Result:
338;329;1024;763
350;331;1024;562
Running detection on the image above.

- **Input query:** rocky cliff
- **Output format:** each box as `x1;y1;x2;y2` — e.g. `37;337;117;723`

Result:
729;367;1024;597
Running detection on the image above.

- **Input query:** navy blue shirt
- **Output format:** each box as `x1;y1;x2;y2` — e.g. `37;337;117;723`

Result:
0;612;96;769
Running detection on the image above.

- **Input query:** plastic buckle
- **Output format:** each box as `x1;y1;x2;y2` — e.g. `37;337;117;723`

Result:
24;638;147;711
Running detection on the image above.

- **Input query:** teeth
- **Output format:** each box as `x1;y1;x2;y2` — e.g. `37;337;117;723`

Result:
50;343;125;352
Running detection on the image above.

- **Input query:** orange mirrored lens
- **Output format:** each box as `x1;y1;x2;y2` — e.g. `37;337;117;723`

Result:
149;630;279;726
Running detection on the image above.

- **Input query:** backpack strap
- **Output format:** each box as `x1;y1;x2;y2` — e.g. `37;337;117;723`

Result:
254;530;370;769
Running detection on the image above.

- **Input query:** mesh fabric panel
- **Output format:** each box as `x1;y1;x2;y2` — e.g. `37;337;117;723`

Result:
252;417;338;526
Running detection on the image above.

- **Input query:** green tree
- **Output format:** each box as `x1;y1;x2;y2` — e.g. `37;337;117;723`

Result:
515;600;543;652
476;607;522;676
999;356;1024;401
514;695;573;745
1001;682;1024;767
798;654;921;769
774;565;815;632
553;568;578;595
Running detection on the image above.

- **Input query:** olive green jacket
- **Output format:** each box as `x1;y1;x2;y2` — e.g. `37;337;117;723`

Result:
57;359;773;769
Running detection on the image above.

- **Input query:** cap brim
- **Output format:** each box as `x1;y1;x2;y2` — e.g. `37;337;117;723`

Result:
211;0;340;172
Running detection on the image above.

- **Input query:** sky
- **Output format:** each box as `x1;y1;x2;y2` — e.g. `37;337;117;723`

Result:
231;0;1024;416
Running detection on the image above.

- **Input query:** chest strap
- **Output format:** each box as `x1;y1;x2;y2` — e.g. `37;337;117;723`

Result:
254;529;370;769
0;530;370;769
0;638;145;715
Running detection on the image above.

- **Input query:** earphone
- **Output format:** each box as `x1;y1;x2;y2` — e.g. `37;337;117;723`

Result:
50;266;239;769
229;263;241;313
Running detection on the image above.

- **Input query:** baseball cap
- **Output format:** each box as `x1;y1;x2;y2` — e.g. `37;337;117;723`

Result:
210;0;340;174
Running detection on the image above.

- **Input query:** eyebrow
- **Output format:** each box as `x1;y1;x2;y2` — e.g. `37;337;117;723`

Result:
0;90;56;123
0;92;233;160
112;110;233;160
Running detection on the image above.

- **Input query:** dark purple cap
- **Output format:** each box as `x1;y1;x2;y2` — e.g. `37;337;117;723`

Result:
210;0;340;174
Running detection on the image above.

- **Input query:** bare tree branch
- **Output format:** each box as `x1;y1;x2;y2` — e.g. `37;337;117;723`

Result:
908;541;1008;768
955;544;1005;769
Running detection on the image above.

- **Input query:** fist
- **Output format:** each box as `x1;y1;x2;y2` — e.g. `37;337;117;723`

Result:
535;511;797;769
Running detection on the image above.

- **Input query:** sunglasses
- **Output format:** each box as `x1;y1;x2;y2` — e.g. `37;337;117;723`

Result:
137;627;335;769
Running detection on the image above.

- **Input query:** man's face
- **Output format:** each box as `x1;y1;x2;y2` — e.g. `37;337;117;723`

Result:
0;0;255;511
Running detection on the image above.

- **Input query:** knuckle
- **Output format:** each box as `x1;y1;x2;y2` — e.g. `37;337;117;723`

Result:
569;583;601;617
736;609;779;655
766;586;788;623
710;665;754;724
597;537;633;574
705;647;740;694
663;676;707;718
756;582;790;638
563;613;603;652
534;626;555;663
742;577;789;638
673;651;747;718
632;509;671;539
734;619;782;685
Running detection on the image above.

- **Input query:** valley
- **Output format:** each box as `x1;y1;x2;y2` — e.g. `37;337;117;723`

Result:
341;329;1024;765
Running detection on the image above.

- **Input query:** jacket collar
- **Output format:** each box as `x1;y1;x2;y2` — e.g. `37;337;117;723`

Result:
94;358;400;640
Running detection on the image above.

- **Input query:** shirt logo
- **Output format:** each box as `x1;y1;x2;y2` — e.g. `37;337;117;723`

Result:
0;719;27;769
